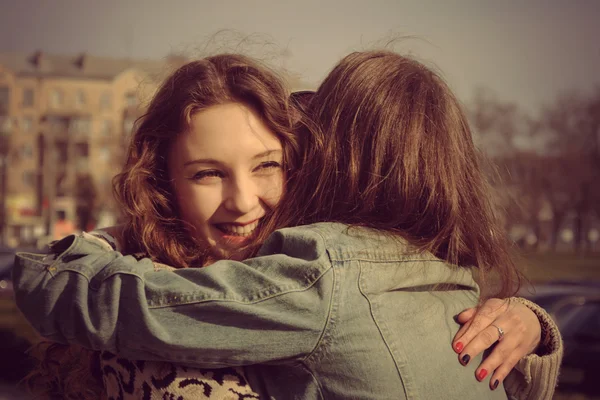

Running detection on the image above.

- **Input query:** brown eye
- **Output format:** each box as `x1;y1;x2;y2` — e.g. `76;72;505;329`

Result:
256;161;282;171
190;170;224;181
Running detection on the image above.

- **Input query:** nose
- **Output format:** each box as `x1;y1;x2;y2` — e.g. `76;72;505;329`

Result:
223;177;260;215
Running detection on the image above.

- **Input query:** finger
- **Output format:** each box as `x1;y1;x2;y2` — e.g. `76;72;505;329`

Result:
487;355;522;391
452;319;472;353
454;300;508;348
458;324;503;366
456;308;476;324
454;309;492;351
469;327;513;372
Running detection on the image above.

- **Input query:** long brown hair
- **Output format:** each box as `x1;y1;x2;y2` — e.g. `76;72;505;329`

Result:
114;54;300;268
272;51;523;299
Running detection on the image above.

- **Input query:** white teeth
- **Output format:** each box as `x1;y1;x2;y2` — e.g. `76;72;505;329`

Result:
217;221;259;236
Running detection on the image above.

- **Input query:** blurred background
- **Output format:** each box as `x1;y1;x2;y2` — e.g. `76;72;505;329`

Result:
0;0;598;398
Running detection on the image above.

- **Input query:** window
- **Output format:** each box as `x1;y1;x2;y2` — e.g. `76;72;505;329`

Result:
22;88;34;107
123;117;135;137
125;92;137;107
76;158;88;171
50;89;64;108
0;87;9;113
54;141;68;162
556;302;600;339
21;143;34;159
75;142;89;171
48;116;69;134
56;170;68;196
75;142;89;158
99;146;111;162
0;116;13;133
100;91;112;111
22;116;34;133
71;118;91;136
101;119;112;137
75;89;86;108
22;170;36;187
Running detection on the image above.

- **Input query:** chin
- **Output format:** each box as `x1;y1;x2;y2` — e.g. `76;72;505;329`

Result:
223;246;251;261
206;245;245;262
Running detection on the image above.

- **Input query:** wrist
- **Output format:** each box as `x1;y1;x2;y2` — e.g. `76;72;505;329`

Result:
510;297;558;356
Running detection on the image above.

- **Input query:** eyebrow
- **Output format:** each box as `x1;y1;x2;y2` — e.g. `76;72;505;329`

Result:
182;149;282;167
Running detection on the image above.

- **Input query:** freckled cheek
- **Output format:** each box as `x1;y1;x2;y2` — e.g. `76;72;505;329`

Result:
175;185;223;229
259;173;284;209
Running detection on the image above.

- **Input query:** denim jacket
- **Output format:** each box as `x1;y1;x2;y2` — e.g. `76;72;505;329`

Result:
14;222;507;399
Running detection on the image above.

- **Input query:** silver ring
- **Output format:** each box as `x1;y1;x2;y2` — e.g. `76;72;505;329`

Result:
491;324;504;342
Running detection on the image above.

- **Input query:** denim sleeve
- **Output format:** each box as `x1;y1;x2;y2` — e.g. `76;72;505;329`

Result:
12;230;334;368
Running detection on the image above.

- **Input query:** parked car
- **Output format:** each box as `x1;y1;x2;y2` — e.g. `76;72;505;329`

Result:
549;294;600;395
0;246;17;297
0;245;39;391
520;281;600;396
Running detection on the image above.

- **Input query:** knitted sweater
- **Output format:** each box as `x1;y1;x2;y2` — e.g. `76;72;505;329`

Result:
505;297;563;400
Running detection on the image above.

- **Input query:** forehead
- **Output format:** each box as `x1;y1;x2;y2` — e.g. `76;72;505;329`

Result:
171;103;282;162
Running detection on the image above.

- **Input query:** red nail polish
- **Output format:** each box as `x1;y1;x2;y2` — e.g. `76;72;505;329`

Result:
454;342;464;353
477;369;488;381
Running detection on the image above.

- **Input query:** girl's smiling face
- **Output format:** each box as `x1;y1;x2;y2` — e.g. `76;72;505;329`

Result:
168;102;284;261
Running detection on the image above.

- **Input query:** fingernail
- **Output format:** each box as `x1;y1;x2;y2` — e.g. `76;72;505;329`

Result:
453;314;460;323
477;369;488;381
492;379;499;390
454;342;464;353
461;354;470;365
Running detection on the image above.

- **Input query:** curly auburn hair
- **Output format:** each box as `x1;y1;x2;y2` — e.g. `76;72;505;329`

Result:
23;54;300;399
113;54;300;268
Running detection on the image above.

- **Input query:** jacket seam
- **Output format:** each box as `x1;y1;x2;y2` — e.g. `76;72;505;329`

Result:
358;262;410;399
24;251;332;307
299;230;337;368
72;262;334;309
329;256;445;264
300;266;336;365
297;360;325;399
46;264;96;282
145;266;333;309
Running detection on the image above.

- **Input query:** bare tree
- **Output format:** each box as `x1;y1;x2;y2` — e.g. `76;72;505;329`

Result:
469;89;545;247
541;89;600;252
468;87;599;253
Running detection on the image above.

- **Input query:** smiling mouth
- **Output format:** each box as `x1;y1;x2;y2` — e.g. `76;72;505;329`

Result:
214;220;260;237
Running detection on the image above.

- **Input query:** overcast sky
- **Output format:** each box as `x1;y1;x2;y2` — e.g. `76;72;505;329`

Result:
1;0;598;113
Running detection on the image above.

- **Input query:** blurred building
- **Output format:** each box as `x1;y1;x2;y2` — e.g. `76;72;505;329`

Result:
0;51;313;247
0;51;169;246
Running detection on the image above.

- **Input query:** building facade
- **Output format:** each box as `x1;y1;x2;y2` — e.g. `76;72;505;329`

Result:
0;51;166;247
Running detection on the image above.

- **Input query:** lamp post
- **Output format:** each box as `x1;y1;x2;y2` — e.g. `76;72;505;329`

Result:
0;115;12;244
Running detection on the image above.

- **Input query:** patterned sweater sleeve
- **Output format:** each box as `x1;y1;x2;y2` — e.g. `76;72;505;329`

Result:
504;297;563;400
